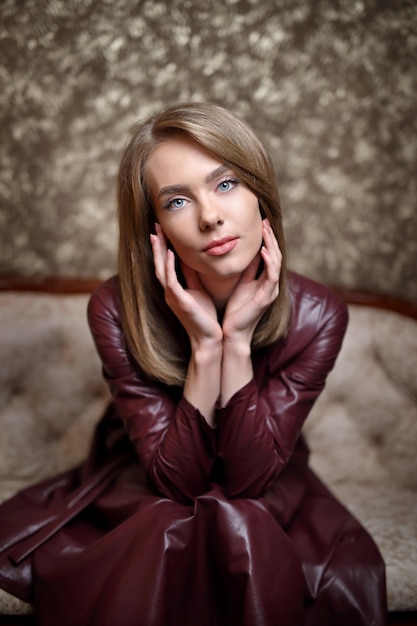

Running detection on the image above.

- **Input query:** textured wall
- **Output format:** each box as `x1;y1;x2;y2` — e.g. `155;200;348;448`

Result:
1;0;416;300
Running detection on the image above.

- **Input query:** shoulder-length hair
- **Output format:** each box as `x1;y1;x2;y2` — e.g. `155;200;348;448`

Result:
117;101;291;386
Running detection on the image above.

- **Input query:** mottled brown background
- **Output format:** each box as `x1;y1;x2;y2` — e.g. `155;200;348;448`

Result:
1;0;416;300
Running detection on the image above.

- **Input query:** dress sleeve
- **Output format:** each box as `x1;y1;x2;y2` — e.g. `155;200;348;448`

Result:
87;283;216;504
215;289;349;499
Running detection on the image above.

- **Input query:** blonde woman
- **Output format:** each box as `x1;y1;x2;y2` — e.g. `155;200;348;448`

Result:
0;102;387;626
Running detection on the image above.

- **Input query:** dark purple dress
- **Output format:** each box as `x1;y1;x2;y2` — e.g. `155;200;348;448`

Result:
0;273;387;625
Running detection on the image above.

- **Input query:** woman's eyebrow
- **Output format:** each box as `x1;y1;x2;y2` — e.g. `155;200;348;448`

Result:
157;164;231;198
158;184;189;198
205;164;230;183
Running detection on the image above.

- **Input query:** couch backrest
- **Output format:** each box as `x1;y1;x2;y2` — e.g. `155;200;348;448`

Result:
304;304;417;490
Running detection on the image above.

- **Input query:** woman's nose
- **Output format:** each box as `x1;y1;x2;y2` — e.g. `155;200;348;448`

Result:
198;197;224;231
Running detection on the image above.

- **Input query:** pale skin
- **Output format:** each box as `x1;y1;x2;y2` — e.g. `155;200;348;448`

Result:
147;135;282;427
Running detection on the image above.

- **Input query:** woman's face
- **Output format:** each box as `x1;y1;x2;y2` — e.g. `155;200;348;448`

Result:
145;135;263;298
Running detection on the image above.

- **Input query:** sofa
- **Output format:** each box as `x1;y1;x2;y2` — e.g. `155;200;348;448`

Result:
0;277;416;625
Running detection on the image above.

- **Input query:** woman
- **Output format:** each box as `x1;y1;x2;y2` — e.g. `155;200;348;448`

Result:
0;102;387;625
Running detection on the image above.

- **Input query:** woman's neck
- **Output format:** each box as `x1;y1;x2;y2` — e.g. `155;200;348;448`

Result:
198;273;241;315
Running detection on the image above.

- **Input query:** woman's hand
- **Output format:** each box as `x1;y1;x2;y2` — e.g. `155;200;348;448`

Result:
151;223;223;425
219;219;281;406
222;219;282;346
150;223;223;351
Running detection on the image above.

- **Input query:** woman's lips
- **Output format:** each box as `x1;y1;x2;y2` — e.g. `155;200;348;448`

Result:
204;237;239;256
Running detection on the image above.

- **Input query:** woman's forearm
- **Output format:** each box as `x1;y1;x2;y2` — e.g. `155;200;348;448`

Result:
184;332;254;419
183;341;223;426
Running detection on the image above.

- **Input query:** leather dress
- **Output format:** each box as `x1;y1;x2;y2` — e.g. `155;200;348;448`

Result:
0;272;388;625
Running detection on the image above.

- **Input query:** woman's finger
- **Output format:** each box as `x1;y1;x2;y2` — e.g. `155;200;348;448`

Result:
155;222;168;249
262;219;281;261
150;232;167;287
260;246;280;299
165;248;183;293
261;219;281;284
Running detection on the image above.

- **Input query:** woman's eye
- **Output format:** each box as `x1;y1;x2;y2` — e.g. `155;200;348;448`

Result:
165;197;186;210
218;178;238;192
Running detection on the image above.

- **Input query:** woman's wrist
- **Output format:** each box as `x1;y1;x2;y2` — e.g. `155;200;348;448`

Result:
220;337;253;407
190;336;223;363
222;332;252;360
184;341;223;426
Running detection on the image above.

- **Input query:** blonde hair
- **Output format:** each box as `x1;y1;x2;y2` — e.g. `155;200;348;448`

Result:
117;101;291;386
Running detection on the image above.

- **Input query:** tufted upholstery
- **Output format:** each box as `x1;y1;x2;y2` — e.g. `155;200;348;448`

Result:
0;288;416;615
